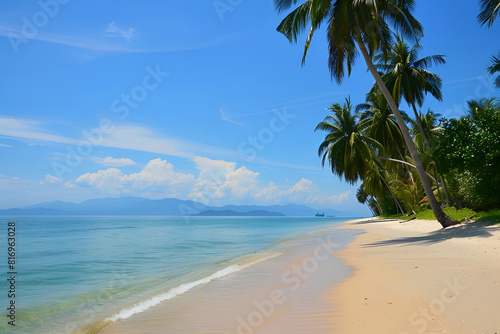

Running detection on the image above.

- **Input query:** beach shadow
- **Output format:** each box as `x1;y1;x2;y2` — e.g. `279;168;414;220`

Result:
350;219;400;225
362;220;500;248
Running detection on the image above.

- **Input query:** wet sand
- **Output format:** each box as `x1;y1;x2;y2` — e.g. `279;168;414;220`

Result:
96;228;357;334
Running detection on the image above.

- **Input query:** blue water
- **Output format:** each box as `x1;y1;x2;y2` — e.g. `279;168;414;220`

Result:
0;216;358;334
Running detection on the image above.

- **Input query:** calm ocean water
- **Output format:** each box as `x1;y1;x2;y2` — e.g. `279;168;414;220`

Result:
0;215;359;334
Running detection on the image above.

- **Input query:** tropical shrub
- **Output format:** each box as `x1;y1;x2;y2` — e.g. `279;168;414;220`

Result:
434;99;500;210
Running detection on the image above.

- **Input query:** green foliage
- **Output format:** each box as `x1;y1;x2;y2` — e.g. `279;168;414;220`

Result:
478;0;500;28
378;212;406;219
316;98;381;185
390;178;420;213
378;195;399;216
433;99;500;210
476;210;500;224
368;197;381;216
378;208;500;225
357;91;405;158
356;185;369;204
414;204;430;213
415;207;476;221
274;0;424;83
372;35;446;108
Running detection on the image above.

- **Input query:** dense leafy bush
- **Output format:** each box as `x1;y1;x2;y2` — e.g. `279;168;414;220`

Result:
434;102;500;210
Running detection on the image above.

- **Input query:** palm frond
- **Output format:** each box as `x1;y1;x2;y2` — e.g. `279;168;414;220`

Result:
383;0;423;42
413;54;447;68
478;0;500;27
276;1;313;43
487;53;500;75
273;0;301;13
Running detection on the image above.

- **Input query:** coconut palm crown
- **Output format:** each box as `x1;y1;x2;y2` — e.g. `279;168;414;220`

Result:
274;0;423;83
478;0;500;88
315;98;380;185
371;35;446;146
275;0;459;227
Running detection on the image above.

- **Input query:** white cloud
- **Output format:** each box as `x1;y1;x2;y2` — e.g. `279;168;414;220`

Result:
255;178;350;207
315;191;351;206
45;175;62;184
255;178;316;204
186;158;349;207
96;156;136;167
0;116;231;160
0;116;320;173
75;158;195;198
0;116;77;145
105;22;137;42
188;156;260;203
39;174;62;185
100;125;197;159
71;157;350;208
254;182;280;202
0;25;241;53
0;143;12;148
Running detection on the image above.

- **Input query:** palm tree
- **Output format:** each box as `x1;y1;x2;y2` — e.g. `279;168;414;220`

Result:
357;92;413;192
275;0;458;227
372;35;446;148
368;197;382;216
315;98;378;184
357;91;405;161
411;109;453;205
363;163;405;214
390;169;420;214
356;184;376;216
356;184;369;205
478;0;500;88
316;97;404;214
408;109;442;147
467;97;500;121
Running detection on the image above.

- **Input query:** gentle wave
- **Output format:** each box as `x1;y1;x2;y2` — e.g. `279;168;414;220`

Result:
104;252;281;323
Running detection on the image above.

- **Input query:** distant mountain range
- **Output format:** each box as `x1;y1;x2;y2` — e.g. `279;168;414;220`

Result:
0;197;358;217
188;210;285;217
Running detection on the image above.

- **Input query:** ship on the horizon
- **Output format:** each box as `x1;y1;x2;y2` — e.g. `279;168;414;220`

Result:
315;212;325;217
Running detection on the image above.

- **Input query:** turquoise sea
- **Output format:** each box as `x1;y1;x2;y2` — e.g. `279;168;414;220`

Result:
0;216;359;334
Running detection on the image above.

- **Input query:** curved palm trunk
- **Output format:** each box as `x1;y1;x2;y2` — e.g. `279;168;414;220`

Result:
433;169;444;204
440;174;453;206
372;197;383;215
367;204;376;216
393;142;414;183
355;35;458;228
411;103;431;147
375;156;437;183
411;106;453;206
374;167;405;214
438;173;452;206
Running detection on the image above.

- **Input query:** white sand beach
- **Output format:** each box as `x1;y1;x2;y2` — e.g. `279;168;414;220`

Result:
333;218;500;333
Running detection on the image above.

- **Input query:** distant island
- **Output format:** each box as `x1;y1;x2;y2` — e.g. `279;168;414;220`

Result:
187;210;285;217
0;196;358;217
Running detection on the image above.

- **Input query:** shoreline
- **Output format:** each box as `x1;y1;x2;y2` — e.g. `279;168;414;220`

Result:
93;219;358;334
84;217;500;333
332;217;500;333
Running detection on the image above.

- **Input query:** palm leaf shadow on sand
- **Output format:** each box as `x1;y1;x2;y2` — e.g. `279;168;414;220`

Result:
358;220;500;247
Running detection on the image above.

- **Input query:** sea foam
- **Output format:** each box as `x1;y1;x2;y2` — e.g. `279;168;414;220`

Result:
105;252;280;322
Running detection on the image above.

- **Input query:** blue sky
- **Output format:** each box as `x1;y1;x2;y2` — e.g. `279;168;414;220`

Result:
0;1;498;213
